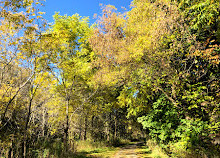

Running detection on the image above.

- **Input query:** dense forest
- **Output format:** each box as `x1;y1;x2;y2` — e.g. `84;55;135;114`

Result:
0;0;219;157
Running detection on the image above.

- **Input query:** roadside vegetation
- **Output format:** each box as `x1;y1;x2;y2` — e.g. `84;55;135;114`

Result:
75;140;121;158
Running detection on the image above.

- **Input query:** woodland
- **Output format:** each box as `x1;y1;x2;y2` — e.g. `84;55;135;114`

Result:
0;0;219;157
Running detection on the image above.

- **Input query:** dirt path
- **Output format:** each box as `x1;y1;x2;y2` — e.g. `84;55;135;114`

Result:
112;142;150;158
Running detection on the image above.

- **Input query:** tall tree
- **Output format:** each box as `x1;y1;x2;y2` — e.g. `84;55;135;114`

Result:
43;12;95;153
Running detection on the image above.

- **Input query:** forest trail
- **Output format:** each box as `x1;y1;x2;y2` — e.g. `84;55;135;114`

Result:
112;142;152;158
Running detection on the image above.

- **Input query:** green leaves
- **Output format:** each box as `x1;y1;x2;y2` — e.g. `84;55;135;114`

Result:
180;0;219;29
138;95;180;144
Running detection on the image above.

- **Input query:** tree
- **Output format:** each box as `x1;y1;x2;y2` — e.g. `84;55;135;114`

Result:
42;12;95;153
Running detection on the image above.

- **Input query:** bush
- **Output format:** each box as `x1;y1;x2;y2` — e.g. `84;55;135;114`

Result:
138;95;218;157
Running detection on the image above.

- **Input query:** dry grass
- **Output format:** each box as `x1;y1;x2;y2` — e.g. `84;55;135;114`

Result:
136;140;169;158
75;140;119;158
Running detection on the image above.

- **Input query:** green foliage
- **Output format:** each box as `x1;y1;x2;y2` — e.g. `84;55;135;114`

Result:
138;93;218;157
178;0;219;33
138;95;181;145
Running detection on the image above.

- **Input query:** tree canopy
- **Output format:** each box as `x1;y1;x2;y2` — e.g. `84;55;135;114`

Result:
0;0;219;157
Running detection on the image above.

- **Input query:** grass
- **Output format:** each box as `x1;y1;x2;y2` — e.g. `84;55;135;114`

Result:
136;146;153;158
135;140;169;158
73;139;169;158
75;140;120;158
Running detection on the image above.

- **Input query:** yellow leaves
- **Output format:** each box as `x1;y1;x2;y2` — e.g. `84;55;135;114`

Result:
46;97;67;133
34;74;45;85
33;71;56;89
38;11;45;15
3;1;9;7
127;0;178;62
50;128;57;135
17;52;26;60
37;15;42;19
0;82;20;104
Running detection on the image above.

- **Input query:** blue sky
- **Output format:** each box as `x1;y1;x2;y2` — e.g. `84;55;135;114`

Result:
41;0;132;24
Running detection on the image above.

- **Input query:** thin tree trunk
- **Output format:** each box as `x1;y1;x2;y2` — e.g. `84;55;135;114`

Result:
84;117;88;140
64;98;69;152
22;81;37;158
42;107;45;137
22;97;33;158
114;114;117;139
7;146;12;158
91;116;94;139
106;114;110;142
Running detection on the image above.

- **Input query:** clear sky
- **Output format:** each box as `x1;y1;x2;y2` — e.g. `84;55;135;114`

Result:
41;0;132;24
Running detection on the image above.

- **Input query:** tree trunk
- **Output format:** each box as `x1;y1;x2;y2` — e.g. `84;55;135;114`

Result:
114;111;117;139
42;107;45;137
64;98;69;153
114;117;117;139
106;114;110;142
84;117;88;140
91;116;94;139
22;96;33;158
7;146;12;158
